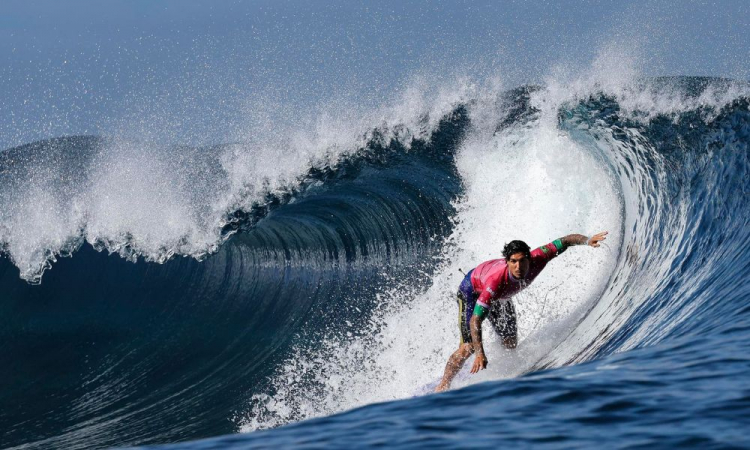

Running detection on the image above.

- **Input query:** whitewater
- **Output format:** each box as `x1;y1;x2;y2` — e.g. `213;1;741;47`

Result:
1;53;749;449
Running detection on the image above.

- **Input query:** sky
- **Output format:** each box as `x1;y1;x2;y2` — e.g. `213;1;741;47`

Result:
1;0;748;150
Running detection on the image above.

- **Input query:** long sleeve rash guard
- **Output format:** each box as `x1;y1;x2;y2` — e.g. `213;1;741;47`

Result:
471;239;566;311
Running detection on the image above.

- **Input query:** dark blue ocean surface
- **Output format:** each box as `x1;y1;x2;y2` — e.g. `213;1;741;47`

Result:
1;77;749;449
140;331;750;449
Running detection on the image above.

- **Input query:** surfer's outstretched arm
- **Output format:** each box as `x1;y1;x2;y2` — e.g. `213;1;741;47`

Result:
561;231;608;248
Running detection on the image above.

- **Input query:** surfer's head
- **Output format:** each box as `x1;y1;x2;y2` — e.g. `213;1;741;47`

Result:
503;240;531;279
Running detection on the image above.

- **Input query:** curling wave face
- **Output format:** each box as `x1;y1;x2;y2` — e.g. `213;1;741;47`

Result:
0;105;468;448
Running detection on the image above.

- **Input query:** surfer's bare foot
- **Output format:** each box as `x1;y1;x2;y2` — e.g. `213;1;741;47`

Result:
434;383;448;393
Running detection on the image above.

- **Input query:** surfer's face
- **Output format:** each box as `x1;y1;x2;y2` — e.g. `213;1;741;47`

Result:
507;252;530;279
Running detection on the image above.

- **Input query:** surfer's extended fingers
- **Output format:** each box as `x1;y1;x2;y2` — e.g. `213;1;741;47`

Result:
589;231;608;247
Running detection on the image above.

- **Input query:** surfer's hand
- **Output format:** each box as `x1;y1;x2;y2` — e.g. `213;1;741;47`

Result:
470;352;488;373
588;231;608;248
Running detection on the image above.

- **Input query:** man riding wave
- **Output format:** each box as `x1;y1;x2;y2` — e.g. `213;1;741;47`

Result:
435;231;608;392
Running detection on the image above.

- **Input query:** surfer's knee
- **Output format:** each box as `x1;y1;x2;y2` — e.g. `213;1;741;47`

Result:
450;343;473;363
458;343;474;358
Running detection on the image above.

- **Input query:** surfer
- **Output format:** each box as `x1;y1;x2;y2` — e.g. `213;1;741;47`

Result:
435;232;608;392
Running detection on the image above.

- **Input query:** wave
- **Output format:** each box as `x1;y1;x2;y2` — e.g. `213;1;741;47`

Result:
0;106;468;448
1;75;749;449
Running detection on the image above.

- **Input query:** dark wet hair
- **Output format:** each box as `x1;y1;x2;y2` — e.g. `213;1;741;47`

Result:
502;240;531;260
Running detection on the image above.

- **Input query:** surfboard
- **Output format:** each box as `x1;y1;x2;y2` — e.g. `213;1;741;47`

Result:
412;367;471;396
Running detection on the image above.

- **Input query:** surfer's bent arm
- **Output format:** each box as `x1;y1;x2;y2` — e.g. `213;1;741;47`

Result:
470;312;486;355
469;312;488;373
470;281;495;373
471;292;491;359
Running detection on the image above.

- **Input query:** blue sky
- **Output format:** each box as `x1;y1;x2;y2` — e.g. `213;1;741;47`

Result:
1;0;748;149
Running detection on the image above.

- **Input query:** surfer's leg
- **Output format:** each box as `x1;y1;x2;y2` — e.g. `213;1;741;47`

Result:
436;286;476;392
489;300;518;349
435;343;474;392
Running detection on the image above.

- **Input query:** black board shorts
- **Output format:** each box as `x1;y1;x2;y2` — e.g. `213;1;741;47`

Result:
457;270;517;345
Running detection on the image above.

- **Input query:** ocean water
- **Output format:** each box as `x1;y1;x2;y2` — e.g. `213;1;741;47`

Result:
1;71;749;449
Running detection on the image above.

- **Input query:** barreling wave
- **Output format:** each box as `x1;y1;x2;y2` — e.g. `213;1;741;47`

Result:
0;105;469;448
535;78;750;367
2;76;749;449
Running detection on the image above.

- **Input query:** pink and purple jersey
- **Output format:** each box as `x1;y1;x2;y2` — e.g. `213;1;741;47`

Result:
471;239;564;309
